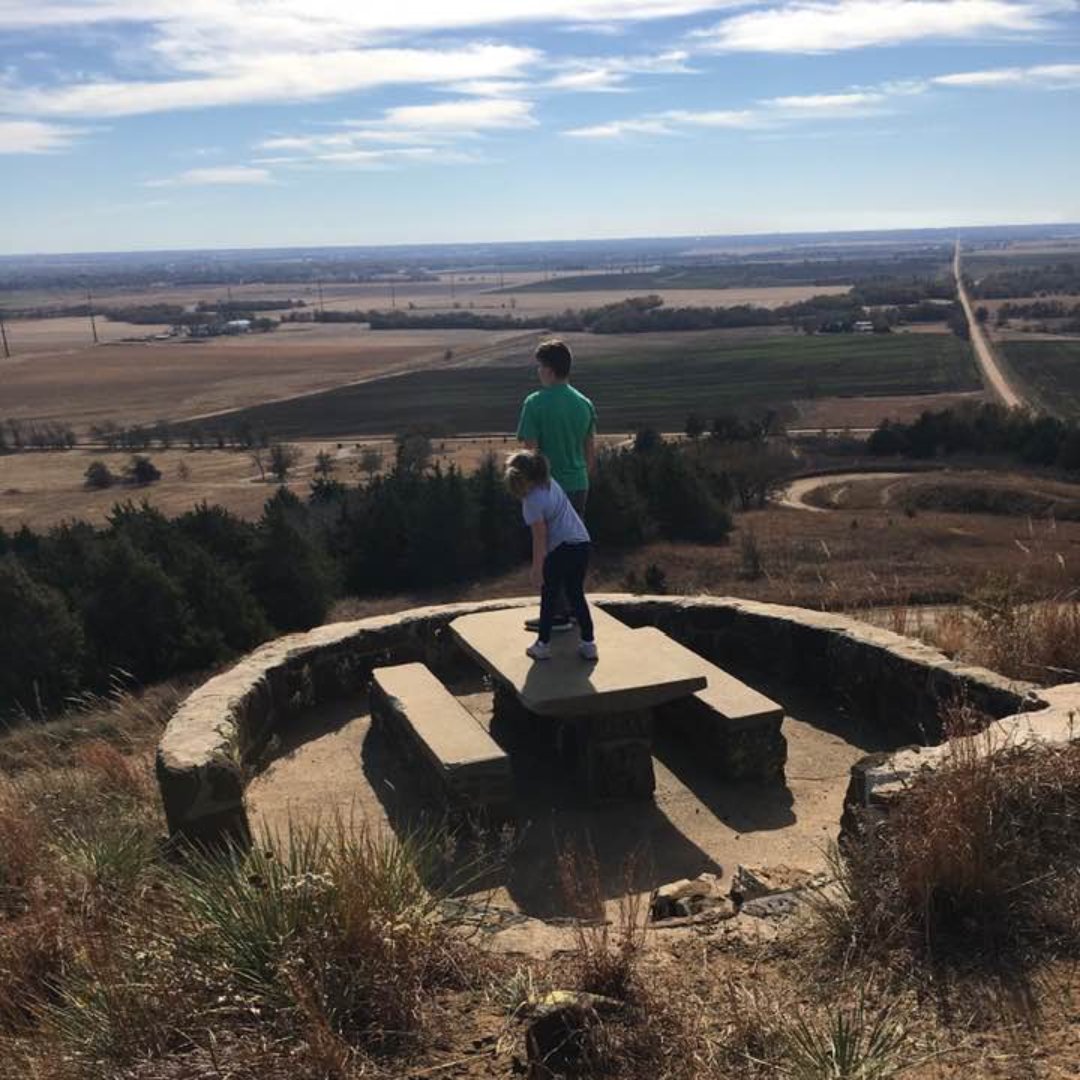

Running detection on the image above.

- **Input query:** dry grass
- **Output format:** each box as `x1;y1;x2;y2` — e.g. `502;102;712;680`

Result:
828;731;1080;963
0;680;184;774
924;585;1080;684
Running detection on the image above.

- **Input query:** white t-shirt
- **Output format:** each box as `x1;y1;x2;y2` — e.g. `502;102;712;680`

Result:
521;479;590;554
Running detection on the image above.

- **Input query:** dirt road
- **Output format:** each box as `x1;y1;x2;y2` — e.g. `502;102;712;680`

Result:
777;471;912;512
954;241;1024;409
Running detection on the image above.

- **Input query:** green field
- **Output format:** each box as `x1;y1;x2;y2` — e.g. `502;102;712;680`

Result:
1001;339;1080;417
503;253;953;294
210;332;979;438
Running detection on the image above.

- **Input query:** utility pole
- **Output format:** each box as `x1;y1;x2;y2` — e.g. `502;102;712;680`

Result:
316;280;325;316
390;283;396;309
0;309;10;359
86;289;99;345
450;273;456;302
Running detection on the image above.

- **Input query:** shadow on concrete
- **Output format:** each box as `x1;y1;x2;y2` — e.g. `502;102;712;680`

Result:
495;724;723;918
500;799;721;920
250;694;369;781
652;728;796;833
729;663;903;755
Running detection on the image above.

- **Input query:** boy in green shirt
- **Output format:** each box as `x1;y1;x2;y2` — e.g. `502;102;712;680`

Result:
516;339;597;631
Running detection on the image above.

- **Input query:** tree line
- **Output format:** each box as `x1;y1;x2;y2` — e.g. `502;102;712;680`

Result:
867;402;1080;469
0;437;800;719
283;280;961;336
969;260;1080;299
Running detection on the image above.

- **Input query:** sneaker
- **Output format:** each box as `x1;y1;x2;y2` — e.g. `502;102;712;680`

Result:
526;640;552;661
578;640;599;661
524;616;574;633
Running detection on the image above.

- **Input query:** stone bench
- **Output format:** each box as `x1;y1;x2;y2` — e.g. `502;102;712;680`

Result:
370;662;513;822
637;628;788;782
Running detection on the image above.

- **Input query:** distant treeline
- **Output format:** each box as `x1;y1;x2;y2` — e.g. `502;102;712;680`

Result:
5;299;306;323
995;300;1080;332
867;402;1080;469
501;253;954;293
1;436;801;717
0;419;76;452
289;282;962;336
969;260;1080;299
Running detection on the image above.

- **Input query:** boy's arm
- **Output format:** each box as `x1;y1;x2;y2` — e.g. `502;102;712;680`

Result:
583;402;598;476
517;396;539;446
530;520;547;585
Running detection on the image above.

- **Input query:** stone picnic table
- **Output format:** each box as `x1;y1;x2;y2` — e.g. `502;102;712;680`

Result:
450;606;709;800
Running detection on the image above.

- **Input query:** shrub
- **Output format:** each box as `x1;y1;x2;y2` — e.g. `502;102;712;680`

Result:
739;529;765;580
124;454;161;485
269;441;302;482
83;460;115;489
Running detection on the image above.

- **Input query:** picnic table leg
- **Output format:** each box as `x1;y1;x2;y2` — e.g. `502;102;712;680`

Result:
574;709;656;801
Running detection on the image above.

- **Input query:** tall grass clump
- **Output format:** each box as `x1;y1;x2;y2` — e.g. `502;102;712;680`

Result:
828;734;1080;962
178;820;484;1054
556;843;647;1003
928;579;1080;685
547;846;716;1080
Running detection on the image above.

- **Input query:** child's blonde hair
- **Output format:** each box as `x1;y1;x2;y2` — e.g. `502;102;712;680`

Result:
504;449;550;498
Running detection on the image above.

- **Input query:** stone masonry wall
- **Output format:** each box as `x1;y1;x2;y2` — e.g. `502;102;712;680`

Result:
156;594;1044;845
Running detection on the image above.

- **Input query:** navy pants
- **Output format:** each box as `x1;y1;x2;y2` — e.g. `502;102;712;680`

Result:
539;542;594;644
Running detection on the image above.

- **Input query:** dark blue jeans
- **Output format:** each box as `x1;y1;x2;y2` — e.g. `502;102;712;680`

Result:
539;542;594;644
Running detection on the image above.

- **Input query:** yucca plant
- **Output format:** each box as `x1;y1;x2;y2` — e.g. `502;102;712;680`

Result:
781;999;912;1080
54;818;160;899
177;818;491;1049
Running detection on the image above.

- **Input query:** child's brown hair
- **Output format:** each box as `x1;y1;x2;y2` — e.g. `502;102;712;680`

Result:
504;449;550;498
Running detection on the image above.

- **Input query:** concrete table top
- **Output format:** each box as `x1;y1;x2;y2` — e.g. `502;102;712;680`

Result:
450;606;707;717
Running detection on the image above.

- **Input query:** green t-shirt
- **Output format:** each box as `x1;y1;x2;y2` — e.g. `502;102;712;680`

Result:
516;383;597;492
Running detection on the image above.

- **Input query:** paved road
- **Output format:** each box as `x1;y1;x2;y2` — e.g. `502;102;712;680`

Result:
954;241;1024;409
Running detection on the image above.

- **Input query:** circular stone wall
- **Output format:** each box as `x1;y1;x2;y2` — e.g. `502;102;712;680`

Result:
156;594;1039;846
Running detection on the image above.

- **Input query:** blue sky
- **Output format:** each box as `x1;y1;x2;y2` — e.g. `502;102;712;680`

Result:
1;0;1078;254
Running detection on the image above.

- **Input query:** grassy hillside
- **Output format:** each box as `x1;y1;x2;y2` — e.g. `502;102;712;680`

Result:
211;333;979;438
1001;339;1080;416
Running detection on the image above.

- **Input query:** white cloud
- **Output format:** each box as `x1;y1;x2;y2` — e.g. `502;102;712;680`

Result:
696;0;1064;53
565;106;761;136
375;97;537;131
547;48;695;91
446;79;531;97
562;75;937;136
765;91;886;110
0;2;753;35
933;61;1080;86
0;118;85;152
7;45;539;118
254;96;530;172
146;165;272;186
564;117;678;137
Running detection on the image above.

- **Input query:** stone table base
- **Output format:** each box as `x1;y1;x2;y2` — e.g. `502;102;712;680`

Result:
493;685;656;802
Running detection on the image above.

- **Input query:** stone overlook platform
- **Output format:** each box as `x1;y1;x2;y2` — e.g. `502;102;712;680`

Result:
156;594;1056;857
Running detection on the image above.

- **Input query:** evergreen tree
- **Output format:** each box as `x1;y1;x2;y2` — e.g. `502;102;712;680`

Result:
0;558;85;715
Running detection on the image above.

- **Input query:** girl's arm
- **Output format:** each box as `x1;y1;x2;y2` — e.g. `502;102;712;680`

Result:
530;519;547;586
